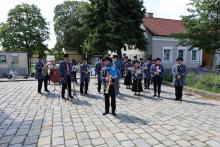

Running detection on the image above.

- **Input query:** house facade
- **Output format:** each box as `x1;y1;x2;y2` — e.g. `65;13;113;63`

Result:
123;13;203;69
143;14;202;69
0;52;28;76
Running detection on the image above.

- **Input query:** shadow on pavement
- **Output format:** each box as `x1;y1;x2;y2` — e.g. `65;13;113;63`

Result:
160;96;217;106
71;99;91;106
115;113;151;125
0;109;43;146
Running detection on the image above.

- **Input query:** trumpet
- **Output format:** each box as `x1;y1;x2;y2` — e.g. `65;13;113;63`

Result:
105;71;112;94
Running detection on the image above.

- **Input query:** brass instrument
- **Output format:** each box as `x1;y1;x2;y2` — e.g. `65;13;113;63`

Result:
42;62;51;76
136;68;142;79
124;68;128;77
105;71;112;94
155;65;161;76
176;64;182;79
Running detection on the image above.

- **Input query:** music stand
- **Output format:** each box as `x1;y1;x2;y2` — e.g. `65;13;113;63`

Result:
51;82;61;98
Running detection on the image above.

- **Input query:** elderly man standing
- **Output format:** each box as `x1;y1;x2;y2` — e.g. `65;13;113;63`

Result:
59;54;73;100
173;57;187;101
80;58;91;95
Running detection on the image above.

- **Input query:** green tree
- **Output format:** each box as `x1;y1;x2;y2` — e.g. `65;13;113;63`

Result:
84;0;146;58
83;0;109;56
0;3;49;74
107;0;146;57
176;0;220;66
54;1;90;54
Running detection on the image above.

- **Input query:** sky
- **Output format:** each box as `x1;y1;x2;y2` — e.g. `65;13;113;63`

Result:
0;0;191;49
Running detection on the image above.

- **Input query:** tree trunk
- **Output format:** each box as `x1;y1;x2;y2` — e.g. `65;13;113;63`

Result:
27;52;30;76
116;48;122;59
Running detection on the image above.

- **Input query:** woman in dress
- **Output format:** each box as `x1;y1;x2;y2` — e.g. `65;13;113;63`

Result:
132;61;143;95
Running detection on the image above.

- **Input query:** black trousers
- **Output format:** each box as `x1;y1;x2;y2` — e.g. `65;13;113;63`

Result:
61;76;72;97
144;78;151;88
104;84;116;113
153;76;163;95
175;86;183;100
73;72;77;83
80;78;89;94
38;77;48;92
98;81;102;92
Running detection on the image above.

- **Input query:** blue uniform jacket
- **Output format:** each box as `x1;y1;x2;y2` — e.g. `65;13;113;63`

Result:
172;64;187;87
35;61;45;80
101;64;120;96
131;67;143;80
95;62;103;81
142;63;152;78
80;64;91;83
59;61;72;84
150;64;164;77
114;60;122;76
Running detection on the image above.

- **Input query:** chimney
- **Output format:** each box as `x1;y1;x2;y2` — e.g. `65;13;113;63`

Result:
146;13;154;18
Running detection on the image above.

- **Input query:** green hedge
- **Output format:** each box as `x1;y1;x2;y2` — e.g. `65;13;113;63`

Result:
163;73;220;94
186;73;220;93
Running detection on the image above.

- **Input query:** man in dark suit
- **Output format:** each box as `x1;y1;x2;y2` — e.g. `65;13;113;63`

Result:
150;58;164;98
35;55;49;94
80;58;91;95
59;54;73;99
173;57;187;101
95;56;104;93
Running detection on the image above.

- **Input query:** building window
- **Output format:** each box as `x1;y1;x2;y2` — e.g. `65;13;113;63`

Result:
177;48;186;61
0;55;6;64
191;49;199;62
163;47;173;63
12;56;19;64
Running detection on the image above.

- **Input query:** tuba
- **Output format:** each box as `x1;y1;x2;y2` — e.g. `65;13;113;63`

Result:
105;71;112;94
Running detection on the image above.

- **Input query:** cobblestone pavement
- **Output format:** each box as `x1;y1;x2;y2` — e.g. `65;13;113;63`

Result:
0;79;220;147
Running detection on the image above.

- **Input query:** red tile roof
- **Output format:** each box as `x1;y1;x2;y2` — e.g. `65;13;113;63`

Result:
143;17;186;36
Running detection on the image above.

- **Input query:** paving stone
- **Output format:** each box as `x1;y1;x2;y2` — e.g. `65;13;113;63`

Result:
78;138;91;146
24;136;38;145
0;136;13;144
88;131;100;138
190;140;207;146
77;132;89;140
162;139;176;146
52;137;64;146
104;137;120;147
133;139;151;147
205;140;220;147
114;133;129;141
10;135;26;144
167;134;181;141
91;138;105;146
120;140;135;147
65;139;78;146
37;136;51;146
176;140;192;147
145;138;160;146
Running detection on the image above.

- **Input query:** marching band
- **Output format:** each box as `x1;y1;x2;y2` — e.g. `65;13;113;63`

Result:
35;54;187;116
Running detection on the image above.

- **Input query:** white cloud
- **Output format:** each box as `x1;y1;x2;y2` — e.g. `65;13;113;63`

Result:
153;0;190;19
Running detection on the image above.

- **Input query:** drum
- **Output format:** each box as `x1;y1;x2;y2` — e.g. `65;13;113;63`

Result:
50;68;61;83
